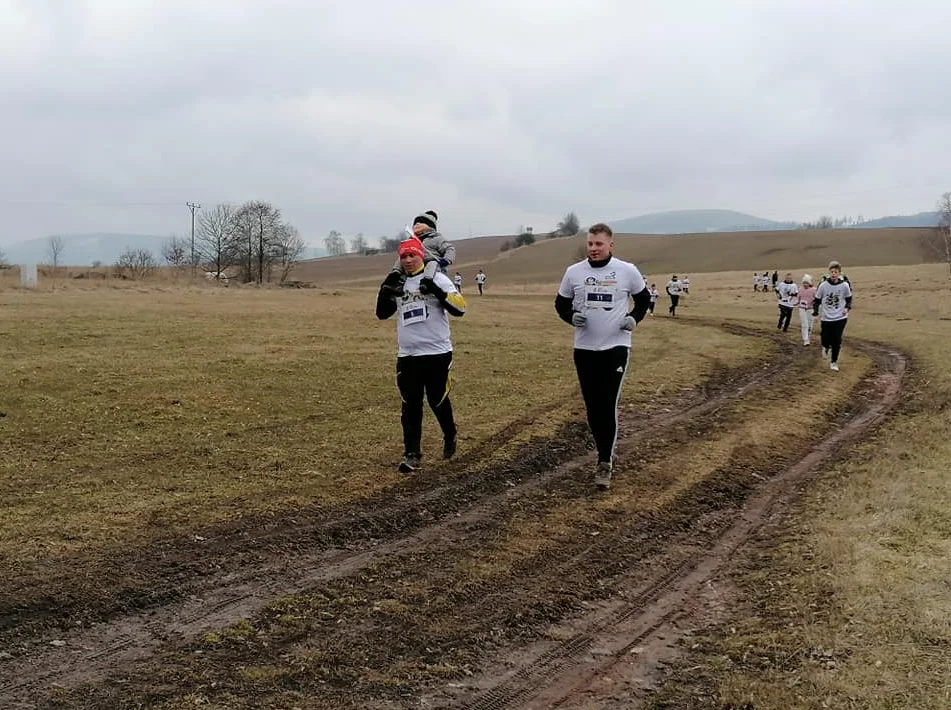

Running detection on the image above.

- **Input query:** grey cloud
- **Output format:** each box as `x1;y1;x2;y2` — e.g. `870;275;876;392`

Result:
3;0;951;246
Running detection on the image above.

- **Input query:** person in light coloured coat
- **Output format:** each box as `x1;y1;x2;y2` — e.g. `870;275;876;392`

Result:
796;274;817;346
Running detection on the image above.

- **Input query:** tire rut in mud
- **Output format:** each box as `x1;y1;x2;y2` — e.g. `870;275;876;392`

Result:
431;337;907;710
0;323;883;710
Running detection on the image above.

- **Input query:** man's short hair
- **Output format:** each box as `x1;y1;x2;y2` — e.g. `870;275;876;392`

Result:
828;260;842;270
588;223;613;237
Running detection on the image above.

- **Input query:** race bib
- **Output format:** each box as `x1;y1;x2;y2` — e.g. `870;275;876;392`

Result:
400;301;428;325
584;284;617;310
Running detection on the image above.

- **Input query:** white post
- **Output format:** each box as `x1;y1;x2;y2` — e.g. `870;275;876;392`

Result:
20;263;38;288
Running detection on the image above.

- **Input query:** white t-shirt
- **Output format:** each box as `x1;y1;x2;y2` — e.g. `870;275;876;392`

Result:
395;271;459;357
666;279;682;296
682;278;690;289
814;279;852;321
453;274;463;287
558;257;647;351
475;272;486;284
649;288;659;302
776;281;799;307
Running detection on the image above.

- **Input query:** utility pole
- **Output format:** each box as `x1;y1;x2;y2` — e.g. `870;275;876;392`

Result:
186;201;201;268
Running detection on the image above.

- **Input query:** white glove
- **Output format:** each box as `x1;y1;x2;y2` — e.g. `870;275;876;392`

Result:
620;315;636;331
571;312;587;327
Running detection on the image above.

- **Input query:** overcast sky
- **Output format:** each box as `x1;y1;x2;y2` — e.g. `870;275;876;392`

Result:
2;0;950;246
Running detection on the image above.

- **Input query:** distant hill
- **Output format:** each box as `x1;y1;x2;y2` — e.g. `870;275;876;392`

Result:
609;209;795;234
855;212;941;228
1;233;327;266
294;227;941;286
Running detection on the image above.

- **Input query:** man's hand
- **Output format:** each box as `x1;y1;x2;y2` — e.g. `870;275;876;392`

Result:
437;258;450;268
620;315;636;331
571;312;587;327
419;277;447;300
380;271;404;298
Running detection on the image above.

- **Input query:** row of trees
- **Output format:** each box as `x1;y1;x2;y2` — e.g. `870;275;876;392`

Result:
120;201;306;282
16;201;306;283
324;230;408;257
185;201;305;283
500;211;581;252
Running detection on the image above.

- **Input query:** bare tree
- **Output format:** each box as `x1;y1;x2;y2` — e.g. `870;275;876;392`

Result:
196;203;238;279
324;229;346;256
272;224;306;283
233;201;282;283
115;248;157;280
349;232;368;254
47;235;65;273
378;235;401;253
553;211;580;237
161;235;190;275
931;192;951;276
0;246;8;269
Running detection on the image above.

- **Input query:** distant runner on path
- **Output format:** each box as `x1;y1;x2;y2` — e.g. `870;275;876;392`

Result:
775;272;798;333
666;275;682;316
475;269;486;295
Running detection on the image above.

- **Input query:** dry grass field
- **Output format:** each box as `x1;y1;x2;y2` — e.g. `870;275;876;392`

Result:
1;248;949;709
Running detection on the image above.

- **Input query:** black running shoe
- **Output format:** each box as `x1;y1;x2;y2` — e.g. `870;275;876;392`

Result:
398;453;421;473
443;436;457;460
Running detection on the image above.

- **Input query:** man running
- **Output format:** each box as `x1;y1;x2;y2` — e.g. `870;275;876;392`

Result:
376;237;466;472
775;272;798;333
812;260;852;371
475;269;486;295
666;275;683;316
555;223;651;490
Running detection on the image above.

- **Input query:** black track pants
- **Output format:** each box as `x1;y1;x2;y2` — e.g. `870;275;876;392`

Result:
396;352;456;457
777;305;793;331
573;346;629;464
820;319;847;363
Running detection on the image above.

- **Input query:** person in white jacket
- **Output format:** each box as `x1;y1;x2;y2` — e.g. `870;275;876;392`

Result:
812;261;853;371
775;272;798;332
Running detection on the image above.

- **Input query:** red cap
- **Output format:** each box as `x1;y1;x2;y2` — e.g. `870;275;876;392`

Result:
398;238;425;259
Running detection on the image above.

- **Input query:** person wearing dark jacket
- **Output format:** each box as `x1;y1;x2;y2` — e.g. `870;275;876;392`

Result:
554;223;651;491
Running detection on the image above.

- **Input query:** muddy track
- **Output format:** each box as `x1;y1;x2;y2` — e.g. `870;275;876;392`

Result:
430;336;907;710
0;323;906;709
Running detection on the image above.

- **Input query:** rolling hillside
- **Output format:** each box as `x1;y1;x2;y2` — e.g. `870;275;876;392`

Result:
290;227;941;287
608;209;790;234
